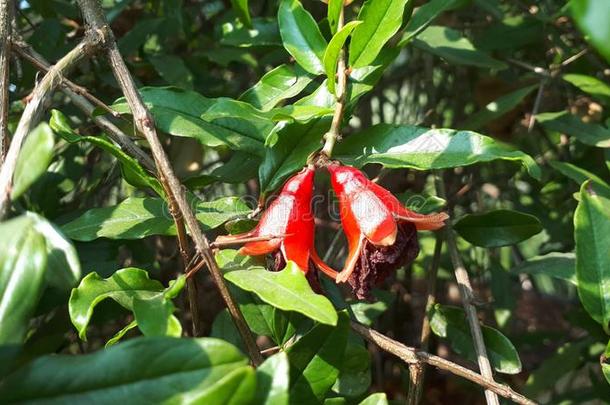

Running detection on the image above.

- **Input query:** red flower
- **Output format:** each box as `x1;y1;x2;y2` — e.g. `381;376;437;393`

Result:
215;167;337;279
313;164;448;299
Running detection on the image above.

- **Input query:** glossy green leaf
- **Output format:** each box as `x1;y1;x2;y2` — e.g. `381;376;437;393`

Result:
287;311;349;404
563;74;610;102
430;305;522;374
231;0;251;27
349;290;395;326
220;18;281;48
62;196;250;241
571;0;610;63
575;181;610;333
259;118;329;194
463;85;538;130
12;122;54;199
334;124;541;179
68;267;182;340
399;0;463;45
550;161;610;197
278;0;327;75
0;337;256;404
224;261;338;326
50;109;163;195
324;21;362;95
110;87;266;156
511;252;576;285
413;26;506;69
0;217;47;345
349;0;410;68
240;64;314;111
255;352;290;405
327;0;342;35
358;393;389;405
454;209;543;248
536;111;610;148
27;212;81;291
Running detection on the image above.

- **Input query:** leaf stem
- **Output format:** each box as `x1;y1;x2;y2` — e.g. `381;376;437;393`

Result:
434;172;500;405
76;0;263;366
0;0;12;165
320;6;347;159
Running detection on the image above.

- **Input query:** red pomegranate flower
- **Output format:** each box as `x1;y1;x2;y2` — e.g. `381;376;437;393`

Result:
215;167;337;280
313;164;448;299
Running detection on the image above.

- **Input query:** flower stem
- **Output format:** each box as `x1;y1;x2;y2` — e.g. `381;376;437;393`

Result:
320;6;347;159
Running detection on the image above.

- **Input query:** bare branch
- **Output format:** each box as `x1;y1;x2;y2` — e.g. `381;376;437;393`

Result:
0;34;104;217
351;322;536;405
0;0;13;164
10;38;155;172
76;0;263;365
435;173;500;405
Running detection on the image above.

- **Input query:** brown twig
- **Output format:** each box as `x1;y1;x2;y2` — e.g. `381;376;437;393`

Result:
351;322;536;405
0;0;12;164
0;34;104;218
408;235;443;405
320;6;347;159
76;0;262;366
435;173;500;405
10;38;156;172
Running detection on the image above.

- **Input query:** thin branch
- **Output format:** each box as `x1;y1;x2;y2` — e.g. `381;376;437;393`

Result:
320;6;347;159
76;0;262;366
0;0;13;165
435;174;500;405
0;34;104;217
527;80;546;133
10;38;155;171
351;322;536;405
408;235;443;405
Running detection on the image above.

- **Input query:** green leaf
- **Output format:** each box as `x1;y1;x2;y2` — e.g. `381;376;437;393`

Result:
332;340;371;397
110;87;266;156
224;261;338;326
563;74;610;102
536;111;610;148
324;21;362;95
602;340;610;385
349;0;410;69
454;209;542;248
255;352;290;405
69;268;177;340
463;85;538;130
358;393;388;405
430;305;522;374
27;212;81;291
327;0;342;35
412;26;507;69
278;0;328;75
571;0;610;63
231;0;252;28
220;18;281;48
148;54;194;90
349;290;395;326
511;252;576;285
287;311;349;404
0;337;256;404
334;124;541;180
240;64;314;111
550;161;610;196
12;122;54;199
259;118;329;194
575;181;610;333
474;15;544;52
399;0;463;45
0;218;47;345
62;196;250;241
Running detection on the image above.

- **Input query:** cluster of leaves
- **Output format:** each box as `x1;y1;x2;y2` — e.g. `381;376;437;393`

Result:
1;0;610;403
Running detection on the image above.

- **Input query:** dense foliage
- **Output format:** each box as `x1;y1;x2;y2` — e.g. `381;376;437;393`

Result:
0;0;609;403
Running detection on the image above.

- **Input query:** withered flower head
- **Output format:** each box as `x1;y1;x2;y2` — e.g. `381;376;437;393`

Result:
313;164;448;299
